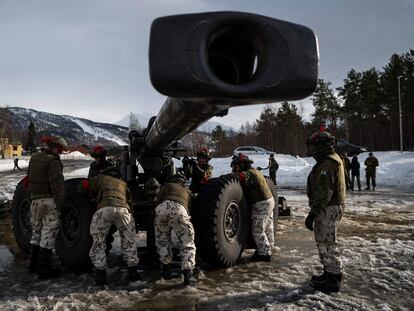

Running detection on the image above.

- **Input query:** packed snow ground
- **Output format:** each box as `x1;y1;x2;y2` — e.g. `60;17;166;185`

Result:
0;151;413;310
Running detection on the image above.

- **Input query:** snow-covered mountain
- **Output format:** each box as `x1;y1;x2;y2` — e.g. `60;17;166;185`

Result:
115;112;235;133
8;107;128;147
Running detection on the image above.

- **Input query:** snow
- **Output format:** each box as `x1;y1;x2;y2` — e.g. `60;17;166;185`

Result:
70;117;127;145
0;159;29;173
60;151;92;160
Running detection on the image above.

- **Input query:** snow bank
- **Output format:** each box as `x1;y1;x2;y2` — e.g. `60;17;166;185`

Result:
0;159;29;173
174;151;414;190
60;151;92;160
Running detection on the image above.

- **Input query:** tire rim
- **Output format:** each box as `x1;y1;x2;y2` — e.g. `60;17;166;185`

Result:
19;199;31;234
224;201;241;243
61;204;81;244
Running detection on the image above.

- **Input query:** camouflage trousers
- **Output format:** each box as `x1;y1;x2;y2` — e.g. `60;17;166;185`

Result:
89;206;138;270
366;170;376;188
251;197;275;256
154;200;196;270
314;204;344;274
269;171;277;186
30;198;60;249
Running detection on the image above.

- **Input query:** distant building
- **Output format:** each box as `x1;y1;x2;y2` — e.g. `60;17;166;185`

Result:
0;138;23;159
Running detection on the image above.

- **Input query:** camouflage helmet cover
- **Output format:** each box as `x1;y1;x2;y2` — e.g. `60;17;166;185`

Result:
90;145;107;158
196;148;211;160
233;153;253;170
42;136;68;149
306;131;335;147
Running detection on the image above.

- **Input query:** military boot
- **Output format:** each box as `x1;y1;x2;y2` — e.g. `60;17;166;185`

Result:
29;244;40;273
311;270;327;282
310;272;342;293
183;269;197;286
37;248;61;279
128;266;140;282
251;251;271;262
94;268;107;286
160;263;172;280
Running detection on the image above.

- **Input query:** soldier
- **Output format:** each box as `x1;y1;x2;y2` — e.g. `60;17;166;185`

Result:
305;131;345;292
80;167;139;286
234;153;275;261
28;136;67;279
261;153;279;185
155;173;197;286
88;146;113;178
230;154;240;173
13;158;22;171
350;155;361;191
340;153;351;190
189;148;213;194
364;152;379;190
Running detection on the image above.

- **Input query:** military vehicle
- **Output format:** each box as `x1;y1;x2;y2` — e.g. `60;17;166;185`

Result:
11;11;318;270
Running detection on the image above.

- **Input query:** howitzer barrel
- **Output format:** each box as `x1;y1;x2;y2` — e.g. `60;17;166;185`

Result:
143;11;319;167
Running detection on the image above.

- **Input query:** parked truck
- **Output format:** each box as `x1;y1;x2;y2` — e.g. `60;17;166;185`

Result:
11;11;318;270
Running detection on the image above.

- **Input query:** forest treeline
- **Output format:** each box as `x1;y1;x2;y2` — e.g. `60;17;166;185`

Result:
207;49;414;156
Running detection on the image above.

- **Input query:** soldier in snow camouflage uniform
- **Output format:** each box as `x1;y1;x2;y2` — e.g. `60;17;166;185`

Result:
305;131;346;293
364;152;379;190
28;136;67;279
155;174;197;286
88;146;113;178
81;167;139;286
189;149;213;194
234;153;275;262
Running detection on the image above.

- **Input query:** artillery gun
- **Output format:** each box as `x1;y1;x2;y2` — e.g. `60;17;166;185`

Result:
11;11;318;270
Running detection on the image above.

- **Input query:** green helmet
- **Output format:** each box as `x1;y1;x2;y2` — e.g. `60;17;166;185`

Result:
233;153;253;170
42;136;68;149
306;131;335;146
196;148;211;161
306;131;335;156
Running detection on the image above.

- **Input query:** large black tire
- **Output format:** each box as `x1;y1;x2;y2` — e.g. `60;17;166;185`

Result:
193;175;249;267
55;178;96;271
11;180;32;255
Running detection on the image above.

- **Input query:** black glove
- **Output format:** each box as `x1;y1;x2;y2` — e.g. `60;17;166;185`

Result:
257;167;262;171
305;212;316;231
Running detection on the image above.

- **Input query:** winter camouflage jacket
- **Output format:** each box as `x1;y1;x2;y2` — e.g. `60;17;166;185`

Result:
88;159;113;179
307;152;346;215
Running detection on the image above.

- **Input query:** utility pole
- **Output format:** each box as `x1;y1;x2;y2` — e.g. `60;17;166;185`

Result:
397;76;403;152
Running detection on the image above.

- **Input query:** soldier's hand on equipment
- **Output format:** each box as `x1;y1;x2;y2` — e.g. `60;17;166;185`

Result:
305;212;316;231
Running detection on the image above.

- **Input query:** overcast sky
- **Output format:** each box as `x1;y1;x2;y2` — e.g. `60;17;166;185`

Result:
0;0;413;129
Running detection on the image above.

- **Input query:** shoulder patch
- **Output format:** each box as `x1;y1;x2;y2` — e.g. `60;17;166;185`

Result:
320;170;328;176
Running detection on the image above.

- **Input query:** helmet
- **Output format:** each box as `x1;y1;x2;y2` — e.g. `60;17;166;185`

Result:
169;173;186;185
306;131;335;156
270;153;275;158
306;131;335;146
196;148;211;161
90;146;107;158
42;136;68;149
232;153;253;170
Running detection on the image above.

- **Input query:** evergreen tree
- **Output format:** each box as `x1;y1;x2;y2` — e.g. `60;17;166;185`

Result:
255;105;277;151
211;125;227;155
311;79;341;133
25;121;37;154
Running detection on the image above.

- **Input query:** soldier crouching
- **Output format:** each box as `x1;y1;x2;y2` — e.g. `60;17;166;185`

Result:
305;130;346;293
28;136;67;279
155;173;197;286
234;153;275;262
80;167;139;286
